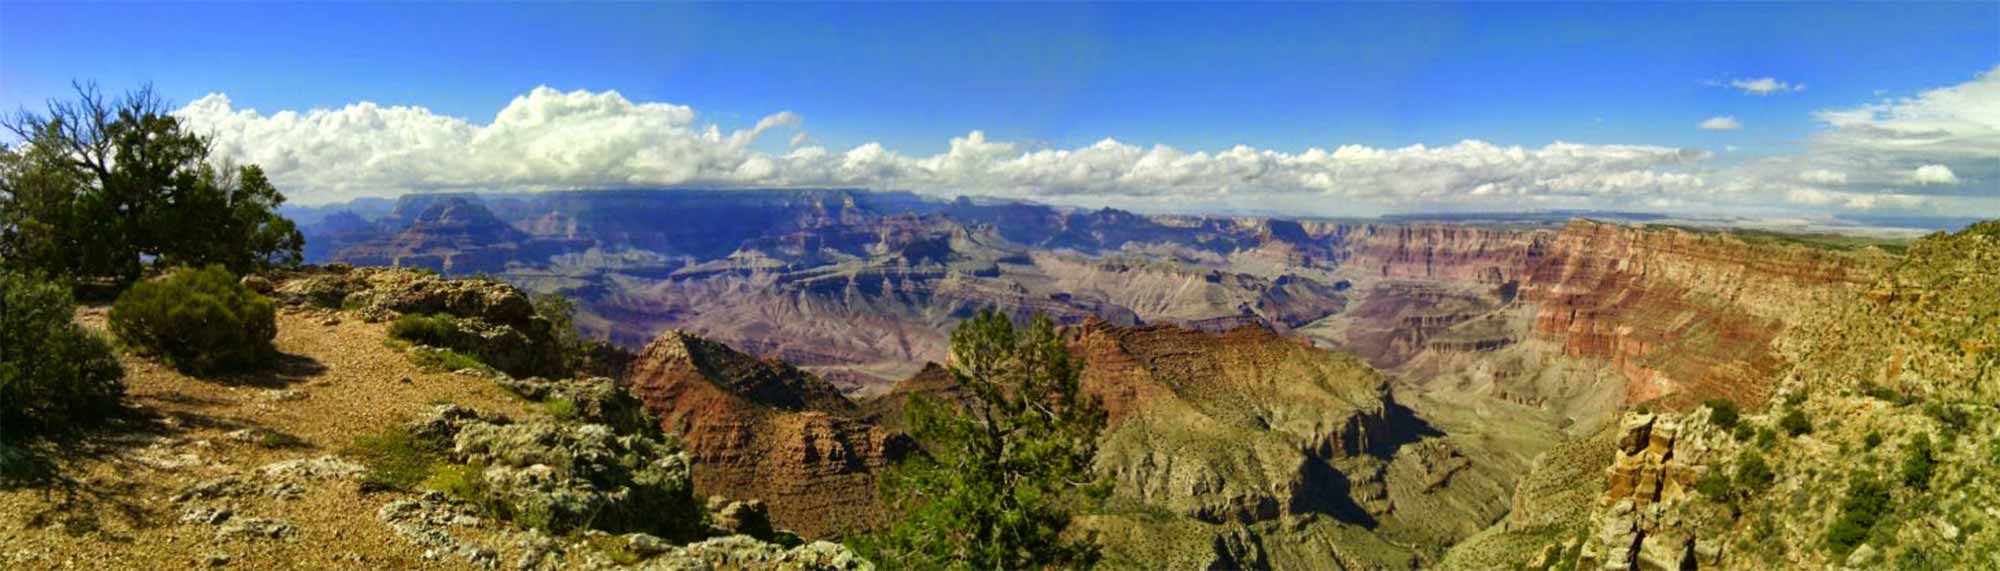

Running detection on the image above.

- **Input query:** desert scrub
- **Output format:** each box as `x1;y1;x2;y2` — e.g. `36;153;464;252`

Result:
388;313;463;347
544;398;580;422
1704;399;1740;430
110;265;277;375
408;346;493;374
345;426;444;492
1;272;126;483
1826;470;1892;555
1779;408;1812;437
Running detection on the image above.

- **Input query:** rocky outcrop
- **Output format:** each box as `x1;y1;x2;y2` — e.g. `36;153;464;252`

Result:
274;267;567;378
1575;412;1722;571
622;330;913;537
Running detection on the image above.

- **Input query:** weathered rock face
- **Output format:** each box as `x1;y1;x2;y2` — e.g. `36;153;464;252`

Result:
1575;411;1724;571
1518;221;1886;408
1331;220;1888;410
622;330;914;537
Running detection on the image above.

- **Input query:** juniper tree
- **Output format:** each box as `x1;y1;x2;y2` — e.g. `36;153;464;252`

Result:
861;310;1110;569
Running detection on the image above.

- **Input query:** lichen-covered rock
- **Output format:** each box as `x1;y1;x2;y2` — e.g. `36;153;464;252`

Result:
419;405;706;539
496;375;651;432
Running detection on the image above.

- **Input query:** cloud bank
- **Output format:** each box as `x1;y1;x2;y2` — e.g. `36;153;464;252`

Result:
178;68;1997;219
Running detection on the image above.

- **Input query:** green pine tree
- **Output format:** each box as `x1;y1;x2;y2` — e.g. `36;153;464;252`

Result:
859;310;1110;569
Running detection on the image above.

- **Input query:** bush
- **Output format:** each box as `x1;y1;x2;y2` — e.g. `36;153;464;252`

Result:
1779;408;1813;437
1901;433;1935;490
1732;423;1756;442
1734;451;1776;494
1756;427;1778;450
1705;399;1740;430
1;272;126;443
1865;430;1884;450
1826;471;1892;555
388;313;462;347
544;398;579;422
1694;467;1734;499
110;265;276;375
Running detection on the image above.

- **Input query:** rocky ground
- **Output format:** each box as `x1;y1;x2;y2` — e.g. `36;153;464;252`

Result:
1;270;870;570
1;305;537;569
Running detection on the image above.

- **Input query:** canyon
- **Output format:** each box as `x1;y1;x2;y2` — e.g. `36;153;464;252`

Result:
284;188;1933;567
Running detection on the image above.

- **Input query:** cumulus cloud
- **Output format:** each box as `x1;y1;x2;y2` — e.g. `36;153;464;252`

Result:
1699;116;1742;130
1728;77;1804;95
1911;164;1959;185
1808;66;1998;189
175;70;1996;219
178;87;1714;211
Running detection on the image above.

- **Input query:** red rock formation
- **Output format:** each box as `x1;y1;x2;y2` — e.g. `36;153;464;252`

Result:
622;330;912;537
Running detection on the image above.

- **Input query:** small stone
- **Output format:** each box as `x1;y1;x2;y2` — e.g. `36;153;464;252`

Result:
320;317;342;326
202;552;232;567
625;533;671;556
216;517;292;541
1845;544;1878;567
400;376;414;384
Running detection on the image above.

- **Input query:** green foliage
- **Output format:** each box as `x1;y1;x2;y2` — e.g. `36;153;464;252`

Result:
388;313;463;347
109;265;277;375
345;426;443;492
1859;381;1909;405
1694;467;1734;499
1865;430;1884;450
1783;391;1806;407
408;347;492;374
1;272;125;484
1734;451;1776;494
1923;403;1970;434
1779;408;1813;437
1732;423;1755;442
1900;433;1935;490
1704;399;1740;430
425;461;514;520
530;292;585;371
856;310;1110;570
545;398;580;422
1826;471;1892;555
0;84;301;284
1756;427;1778;450
257;431;305;449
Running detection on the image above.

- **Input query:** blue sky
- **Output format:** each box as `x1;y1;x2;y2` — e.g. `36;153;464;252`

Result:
3;2;1995;219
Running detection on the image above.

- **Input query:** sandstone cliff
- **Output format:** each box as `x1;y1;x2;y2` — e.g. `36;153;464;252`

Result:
622;330;914;538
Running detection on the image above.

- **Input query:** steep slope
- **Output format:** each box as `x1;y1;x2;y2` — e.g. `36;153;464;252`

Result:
1446;220;1998;570
622;330;914;537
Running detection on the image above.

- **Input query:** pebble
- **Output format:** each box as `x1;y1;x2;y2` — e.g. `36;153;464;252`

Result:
202;552;231;567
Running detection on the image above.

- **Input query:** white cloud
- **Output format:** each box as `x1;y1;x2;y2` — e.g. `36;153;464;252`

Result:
1911;164;1959;185
1808;66;1999;188
1699;116;1742;131
1729;77;1804;95
1798;169;1848;185
175;70;1999;219
179;87;1714;210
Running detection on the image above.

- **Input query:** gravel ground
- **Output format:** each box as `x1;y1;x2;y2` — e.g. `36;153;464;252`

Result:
1;305;541;570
